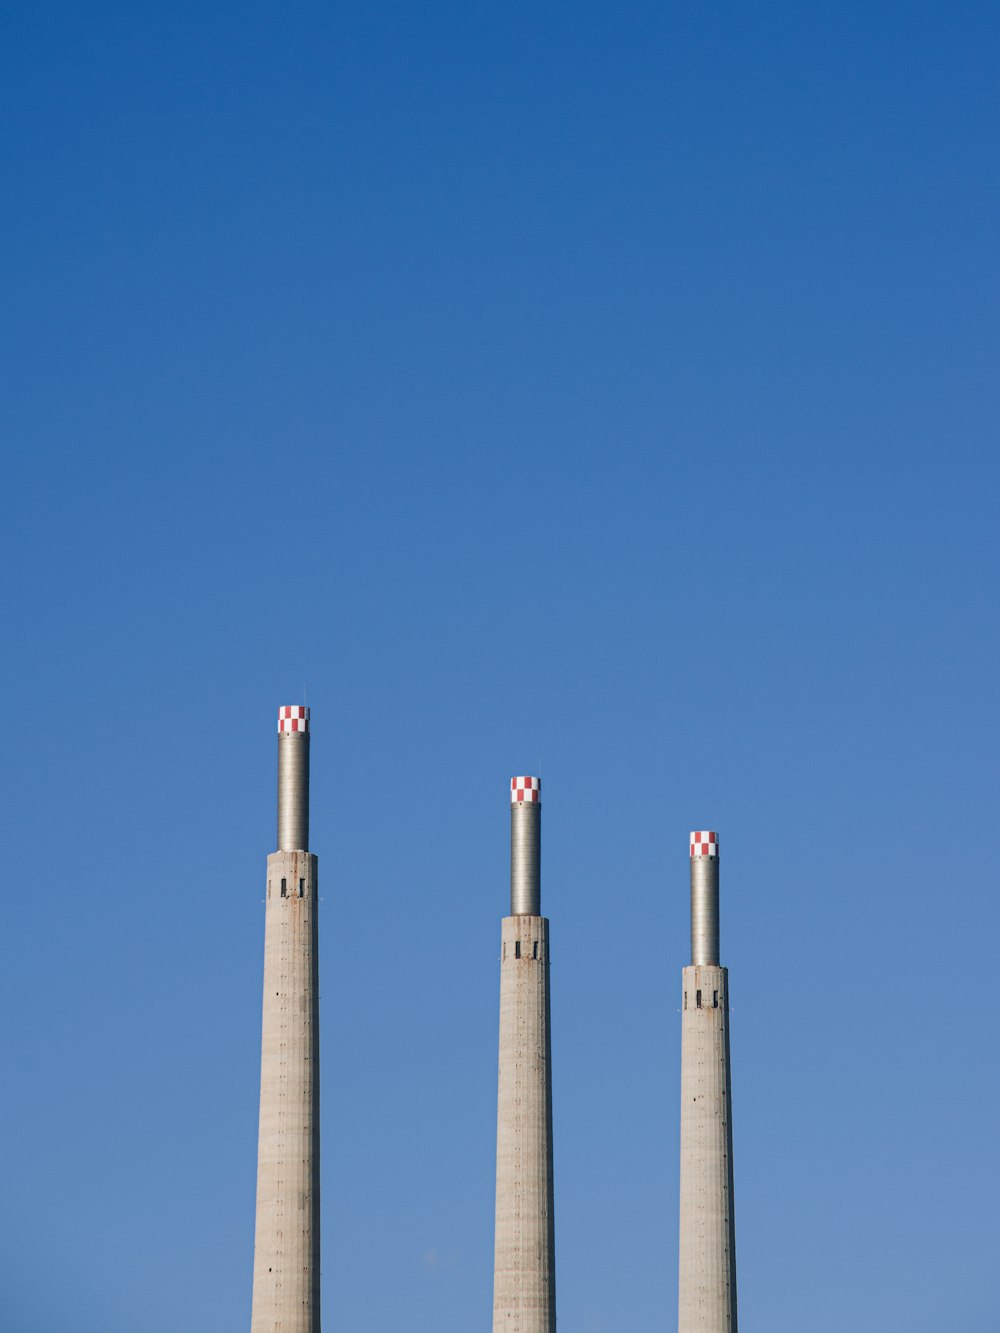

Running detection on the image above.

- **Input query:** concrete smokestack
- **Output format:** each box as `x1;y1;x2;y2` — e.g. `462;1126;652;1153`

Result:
678;831;738;1333
492;776;556;1333
251;706;321;1333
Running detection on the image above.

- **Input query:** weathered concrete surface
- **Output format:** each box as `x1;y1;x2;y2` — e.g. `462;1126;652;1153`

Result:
250;850;321;1333
678;963;737;1333
493;914;556;1333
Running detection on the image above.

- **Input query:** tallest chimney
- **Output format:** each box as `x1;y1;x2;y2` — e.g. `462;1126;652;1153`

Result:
251;706;321;1333
677;831;738;1333
492;775;556;1332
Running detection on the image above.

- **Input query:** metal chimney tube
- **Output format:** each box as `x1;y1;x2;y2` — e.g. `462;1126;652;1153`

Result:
277;706;310;852
689;831;719;965
510;777;541;915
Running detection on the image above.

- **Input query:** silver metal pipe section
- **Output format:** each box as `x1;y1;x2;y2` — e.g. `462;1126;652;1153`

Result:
277;733;310;852
690;854;719;966
510;801;541;916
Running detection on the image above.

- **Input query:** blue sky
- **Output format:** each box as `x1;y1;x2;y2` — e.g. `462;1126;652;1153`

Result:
1;3;998;1329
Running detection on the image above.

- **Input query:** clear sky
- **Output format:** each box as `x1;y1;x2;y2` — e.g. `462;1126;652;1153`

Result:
1;2;998;1330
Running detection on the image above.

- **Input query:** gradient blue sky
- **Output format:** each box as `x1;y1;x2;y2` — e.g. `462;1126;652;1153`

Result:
2;3;998;1330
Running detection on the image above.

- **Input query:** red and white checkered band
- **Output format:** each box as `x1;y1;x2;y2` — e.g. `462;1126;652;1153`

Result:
690;830;719;858
278;705;310;734
511;776;541;804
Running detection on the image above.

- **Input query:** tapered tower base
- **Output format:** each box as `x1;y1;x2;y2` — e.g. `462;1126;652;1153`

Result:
493;914;555;1333
250;851;321;1333
678;963;737;1333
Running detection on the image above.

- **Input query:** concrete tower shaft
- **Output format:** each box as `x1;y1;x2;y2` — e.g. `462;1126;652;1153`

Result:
251;706;321;1333
493;776;556;1333
678;832;737;1333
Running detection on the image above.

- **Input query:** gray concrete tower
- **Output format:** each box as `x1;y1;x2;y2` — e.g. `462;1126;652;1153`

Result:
678;831;737;1333
251;706;321;1333
492;776;556;1333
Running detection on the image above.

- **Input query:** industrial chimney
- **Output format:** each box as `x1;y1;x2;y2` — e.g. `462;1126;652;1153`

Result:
250;706;321;1333
492;776;556;1332
678;831;738;1333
